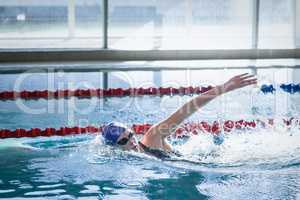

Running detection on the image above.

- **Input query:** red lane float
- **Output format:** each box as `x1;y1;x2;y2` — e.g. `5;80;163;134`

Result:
0;118;299;139
0;86;215;101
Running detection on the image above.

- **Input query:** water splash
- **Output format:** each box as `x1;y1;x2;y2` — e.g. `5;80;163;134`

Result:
176;127;300;169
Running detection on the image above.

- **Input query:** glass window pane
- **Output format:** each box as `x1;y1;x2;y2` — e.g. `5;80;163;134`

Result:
0;0;102;49
75;0;102;38
108;0;253;50
296;1;300;48
258;0;294;48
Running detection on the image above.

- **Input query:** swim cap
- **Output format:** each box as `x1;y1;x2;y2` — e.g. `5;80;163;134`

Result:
102;122;127;145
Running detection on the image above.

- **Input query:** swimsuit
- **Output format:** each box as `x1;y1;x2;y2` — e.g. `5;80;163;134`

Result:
138;141;182;160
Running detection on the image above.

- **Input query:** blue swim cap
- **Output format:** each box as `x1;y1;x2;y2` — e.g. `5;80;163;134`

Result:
102;122;127;145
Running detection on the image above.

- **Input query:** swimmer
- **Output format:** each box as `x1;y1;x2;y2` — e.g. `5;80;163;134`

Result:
102;73;257;159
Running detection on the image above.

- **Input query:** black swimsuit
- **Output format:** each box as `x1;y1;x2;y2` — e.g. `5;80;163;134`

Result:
138;141;182;160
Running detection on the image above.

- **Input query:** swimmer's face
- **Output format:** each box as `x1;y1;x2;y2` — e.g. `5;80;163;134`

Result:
116;129;138;151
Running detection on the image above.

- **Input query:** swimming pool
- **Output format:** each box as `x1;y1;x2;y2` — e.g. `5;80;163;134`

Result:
0;70;300;200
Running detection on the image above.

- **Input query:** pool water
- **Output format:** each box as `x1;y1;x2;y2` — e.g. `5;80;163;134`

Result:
1;87;300;199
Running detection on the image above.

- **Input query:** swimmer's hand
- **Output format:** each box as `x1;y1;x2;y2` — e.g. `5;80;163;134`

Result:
221;73;257;93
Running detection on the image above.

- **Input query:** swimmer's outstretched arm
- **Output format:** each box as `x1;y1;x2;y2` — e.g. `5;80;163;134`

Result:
149;73;257;137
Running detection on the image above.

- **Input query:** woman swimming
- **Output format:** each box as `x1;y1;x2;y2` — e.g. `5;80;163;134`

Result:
102;73;257;159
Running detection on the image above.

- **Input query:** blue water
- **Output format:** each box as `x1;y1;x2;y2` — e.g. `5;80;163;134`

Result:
1;72;300;199
1;128;300;200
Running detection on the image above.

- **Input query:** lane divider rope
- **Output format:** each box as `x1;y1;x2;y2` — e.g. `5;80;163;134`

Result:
0;84;299;101
0;86;213;100
1;118;299;139
261;84;300;94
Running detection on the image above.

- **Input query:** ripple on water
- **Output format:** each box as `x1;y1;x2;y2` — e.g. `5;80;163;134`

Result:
0;189;15;194
24;189;66;196
81;185;100;192
37;183;66;189
19;183;34;189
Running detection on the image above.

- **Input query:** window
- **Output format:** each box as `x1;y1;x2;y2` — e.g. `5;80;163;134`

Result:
0;0;103;49
109;0;253;50
0;0;297;50
258;0;294;48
